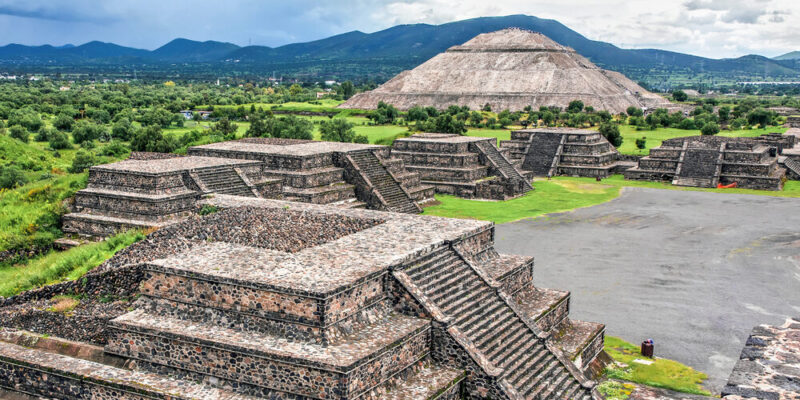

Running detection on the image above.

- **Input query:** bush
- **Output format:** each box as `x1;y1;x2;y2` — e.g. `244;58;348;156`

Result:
701;122;720;136
130;125;178;153
111;118;134;140
34;126;53;142
598;122;623;147
672;90;688;102
98;141;130;157
626;106;643;117
8;125;29;143
72;120;109;144
48;131;72;150
635;137;647;150
677;118;696;130
320;119;356;142
0;165;28;189
367;102;399;124
53;114;74;131
567;100;584;113
68;150;97;173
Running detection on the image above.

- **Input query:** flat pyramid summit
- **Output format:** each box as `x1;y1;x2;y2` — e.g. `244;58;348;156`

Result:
340;28;672;113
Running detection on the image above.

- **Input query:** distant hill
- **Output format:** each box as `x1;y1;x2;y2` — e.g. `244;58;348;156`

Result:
0;15;797;84
774;51;800;60
151;38;240;62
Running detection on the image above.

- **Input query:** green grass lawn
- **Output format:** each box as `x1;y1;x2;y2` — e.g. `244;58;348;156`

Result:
603;336;711;396
422;179;621;223
0;230;144;297
465;128;511;145
423;175;800;224
618;125;787;155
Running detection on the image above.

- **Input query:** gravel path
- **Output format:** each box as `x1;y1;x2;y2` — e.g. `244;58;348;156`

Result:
494;187;800;394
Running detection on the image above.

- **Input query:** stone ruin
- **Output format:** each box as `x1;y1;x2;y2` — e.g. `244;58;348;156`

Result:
63;154;281;237
339;29;673;114
499;128;630;178
64;139;437;237
0;197;606;399
390;133;533;200
624;135;790;190
721;316;800;400
189;138;434;213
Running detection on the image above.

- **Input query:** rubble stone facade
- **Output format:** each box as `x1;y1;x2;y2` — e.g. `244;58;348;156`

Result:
624;136;788;190
500;128;630;178
1;197;606;399
390;133;533;200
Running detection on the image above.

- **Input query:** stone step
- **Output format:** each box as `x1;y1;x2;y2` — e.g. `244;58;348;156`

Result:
107;309;431;400
511;285;570;333
404;248;453;278
282;183;356;204
410;254;461;284
0;340;255;400
361;361;464;400
62;212;175;238
550;319;606;371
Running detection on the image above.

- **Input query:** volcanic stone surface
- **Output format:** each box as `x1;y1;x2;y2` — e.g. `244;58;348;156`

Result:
340;28;673;113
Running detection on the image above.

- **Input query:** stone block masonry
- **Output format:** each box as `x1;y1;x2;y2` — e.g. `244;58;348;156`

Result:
5;197;608;399
63;155;277;238
391;133;533;200
500;128;628;179
625;135;787;190
189;138;434;212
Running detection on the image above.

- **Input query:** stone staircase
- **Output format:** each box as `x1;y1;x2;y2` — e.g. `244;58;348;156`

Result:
347;151;421;214
395;246;592;400
783;156;800;179
501;128;623;178
474;140;533;191
627;136;786;190
194;167;257;197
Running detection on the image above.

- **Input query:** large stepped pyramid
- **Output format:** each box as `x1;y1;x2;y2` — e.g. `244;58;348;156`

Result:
189;138;434;212
624;136;787;190
390;133;533;200
62;154;279;238
500;128;630;178
2;198;606;399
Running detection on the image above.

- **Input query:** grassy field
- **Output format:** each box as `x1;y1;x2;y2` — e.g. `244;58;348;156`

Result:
423;175;800;224
603;336;711;396
422;179;621;223
0;230;144;297
618;125;787;155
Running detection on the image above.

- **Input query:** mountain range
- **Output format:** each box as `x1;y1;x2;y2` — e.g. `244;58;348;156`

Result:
0;15;798;84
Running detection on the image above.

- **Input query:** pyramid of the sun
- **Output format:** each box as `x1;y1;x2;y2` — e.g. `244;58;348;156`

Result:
340;28;672;113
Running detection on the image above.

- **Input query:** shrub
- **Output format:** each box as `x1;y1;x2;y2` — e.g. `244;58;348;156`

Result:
701;122;720;136
72;120;109;144
0;165;28;189
598;122;623;147
98;141;130;157
48;131;71;150
320;119;356;142
68;150;97;173
672;90;688;102
567;100;584;113
8;125;29;142
34;126;53;142
677;118;696;130
626;106;643;117
111;118;134;140
130;125;178;153
53;114;74;131
636;137;647;150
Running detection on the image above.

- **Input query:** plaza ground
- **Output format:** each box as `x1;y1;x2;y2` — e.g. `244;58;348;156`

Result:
493;187;800;393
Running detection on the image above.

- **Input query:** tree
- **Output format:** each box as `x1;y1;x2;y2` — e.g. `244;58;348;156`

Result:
53;114;74;131
210;117;239;139
48;131;72;150
677;119;696;130
8;125;29;143
746;108;772;128
246;115;269;137
636;137;647;150
68;150;97;173
672;90;688;102
0;165;27;189
407;106;429;122
289;84;303;96
701;122;720;136
274;115;313;140
320;119;356;142
567;100;584;113
482;103;492;112
598;122;623;147
111;118;134;140
368;102;399;124
130;125;178;153
141;107;174;128
72;120;109;144
626;106;643;117
718;106;731;122
340;81;355;100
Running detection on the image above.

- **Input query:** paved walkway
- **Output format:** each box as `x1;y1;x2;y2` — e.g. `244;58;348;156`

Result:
494;188;800;394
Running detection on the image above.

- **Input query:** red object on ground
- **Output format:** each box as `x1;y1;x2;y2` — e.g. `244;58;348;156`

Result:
717;182;738;189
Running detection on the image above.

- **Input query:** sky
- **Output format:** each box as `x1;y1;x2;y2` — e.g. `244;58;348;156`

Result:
0;0;797;59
